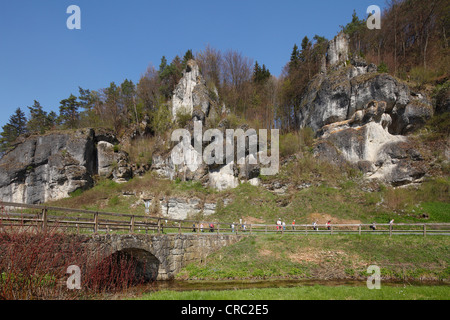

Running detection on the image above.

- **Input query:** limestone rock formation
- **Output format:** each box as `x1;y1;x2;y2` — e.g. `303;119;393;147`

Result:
0;129;96;204
326;32;350;67
153;62;264;191
172;59;218;120
97;141;132;183
302;33;433;186
0;128;138;204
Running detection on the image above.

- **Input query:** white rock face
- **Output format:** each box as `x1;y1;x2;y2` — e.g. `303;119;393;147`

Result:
0;129;95;204
97;141;115;177
208;162;240;191
148;197;218;220
326;32;349;66
172;60;202;119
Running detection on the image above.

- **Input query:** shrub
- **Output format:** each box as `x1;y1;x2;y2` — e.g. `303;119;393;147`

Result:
377;62;389;73
0;224;145;299
409;67;442;88
175;108;192;128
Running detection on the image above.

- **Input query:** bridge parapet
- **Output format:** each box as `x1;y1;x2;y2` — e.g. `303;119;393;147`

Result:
84;234;244;281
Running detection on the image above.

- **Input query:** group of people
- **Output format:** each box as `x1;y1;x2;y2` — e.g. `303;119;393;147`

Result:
192;223;215;233
230;221;247;233
191;218;396;234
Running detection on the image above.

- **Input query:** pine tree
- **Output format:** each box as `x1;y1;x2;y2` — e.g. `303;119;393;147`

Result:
59;94;80;129
78;87;93;111
289;44;300;71
253;61;271;84
182;49;194;67
27;100;49;134
0;107;27;152
300;36;312;62
120;79;137;123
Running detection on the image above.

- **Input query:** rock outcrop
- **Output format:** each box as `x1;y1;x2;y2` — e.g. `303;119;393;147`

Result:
152;61;267;191
172;59;219;120
0;129;96;204
0;128;138;204
97;141;132;183
300;33;433;186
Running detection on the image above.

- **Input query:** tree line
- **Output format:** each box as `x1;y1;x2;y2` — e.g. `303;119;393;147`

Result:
1;0;448;153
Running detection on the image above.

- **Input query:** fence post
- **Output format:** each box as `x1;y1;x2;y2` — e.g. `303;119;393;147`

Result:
389;224;392;237
359;224;361;236
423;224;426;237
217;223;220;235
250;224;253;235
157;218;161;235
178;222;181;234
129;215;135;234
93;212;99;234
41;207;48;232
265;224;267;234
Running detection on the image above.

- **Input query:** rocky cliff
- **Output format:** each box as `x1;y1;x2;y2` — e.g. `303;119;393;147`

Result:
0;45;440;205
0;129;96;204
172;59;220;121
300;32;433;186
0;128;138;204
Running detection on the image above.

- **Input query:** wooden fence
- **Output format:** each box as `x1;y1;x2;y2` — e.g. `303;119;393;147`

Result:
1;201;449;237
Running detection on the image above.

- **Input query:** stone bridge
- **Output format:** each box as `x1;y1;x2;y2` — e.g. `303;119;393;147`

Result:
83;233;244;281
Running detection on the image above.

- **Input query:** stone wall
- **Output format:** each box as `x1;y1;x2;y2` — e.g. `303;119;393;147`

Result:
85;233;244;281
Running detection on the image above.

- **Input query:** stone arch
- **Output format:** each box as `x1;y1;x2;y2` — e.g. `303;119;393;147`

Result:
111;248;160;282
86;235;163;283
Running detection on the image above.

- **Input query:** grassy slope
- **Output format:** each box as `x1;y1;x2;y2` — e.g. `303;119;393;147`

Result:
176;235;450;282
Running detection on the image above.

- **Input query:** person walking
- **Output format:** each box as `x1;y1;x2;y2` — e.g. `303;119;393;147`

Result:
276;218;281;232
313;221;318;231
292;220;296;230
326;220;331;231
282;221;286;231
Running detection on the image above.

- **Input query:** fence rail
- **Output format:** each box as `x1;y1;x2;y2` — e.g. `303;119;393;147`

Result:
1;201;449;237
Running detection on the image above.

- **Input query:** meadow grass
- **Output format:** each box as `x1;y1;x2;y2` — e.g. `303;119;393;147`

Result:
134;284;450;300
176;235;450;282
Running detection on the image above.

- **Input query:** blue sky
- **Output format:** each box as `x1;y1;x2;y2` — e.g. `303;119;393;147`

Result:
0;0;383;129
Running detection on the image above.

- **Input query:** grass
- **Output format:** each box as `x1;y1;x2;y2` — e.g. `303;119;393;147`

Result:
134;284;450;300
176;235;450;282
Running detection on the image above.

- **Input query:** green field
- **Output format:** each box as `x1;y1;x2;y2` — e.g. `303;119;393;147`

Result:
175;235;450;282
133;284;450;300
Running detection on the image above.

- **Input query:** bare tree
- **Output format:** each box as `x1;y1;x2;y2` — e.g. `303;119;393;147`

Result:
196;44;223;90
222;49;253;115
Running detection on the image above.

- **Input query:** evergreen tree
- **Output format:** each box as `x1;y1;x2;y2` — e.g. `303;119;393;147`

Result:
120;79;137;123
158;56;168;75
159;56;183;99
300;36;312;62
0;108;27;152
59;94;80;129
342;10;365;36
289;44;300;72
253;61;271;84
78;87;93;111
182;49;194;67
46;111;57;129
27;100;49;134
